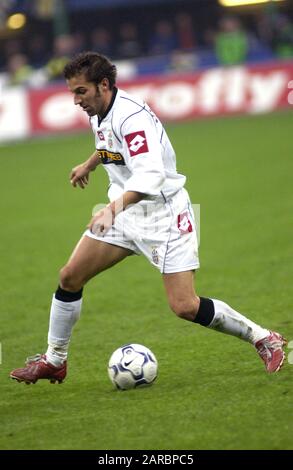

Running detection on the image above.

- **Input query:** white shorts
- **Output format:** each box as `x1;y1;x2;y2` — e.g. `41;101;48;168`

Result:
85;188;199;274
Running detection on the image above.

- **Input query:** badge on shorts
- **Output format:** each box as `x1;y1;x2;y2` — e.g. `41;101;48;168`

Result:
178;211;193;235
125;131;149;156
151;246;159;264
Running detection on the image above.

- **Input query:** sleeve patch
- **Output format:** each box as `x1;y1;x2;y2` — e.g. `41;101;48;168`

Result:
125;131;149;156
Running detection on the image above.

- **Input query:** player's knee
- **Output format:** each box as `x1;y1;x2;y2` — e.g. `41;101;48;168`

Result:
169;298;199;321
59;265;83;292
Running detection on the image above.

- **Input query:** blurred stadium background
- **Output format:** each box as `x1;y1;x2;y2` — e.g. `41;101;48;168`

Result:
1;0;293;138
1;0;293;451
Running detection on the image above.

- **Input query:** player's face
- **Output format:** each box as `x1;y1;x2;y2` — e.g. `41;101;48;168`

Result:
67;74;110;117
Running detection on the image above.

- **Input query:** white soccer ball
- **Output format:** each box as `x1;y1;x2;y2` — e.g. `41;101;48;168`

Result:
108;343;158;390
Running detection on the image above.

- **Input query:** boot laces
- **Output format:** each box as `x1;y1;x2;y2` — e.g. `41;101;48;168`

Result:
25;354;46;365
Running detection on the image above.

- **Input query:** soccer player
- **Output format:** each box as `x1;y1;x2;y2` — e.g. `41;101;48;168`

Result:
10;52;286;384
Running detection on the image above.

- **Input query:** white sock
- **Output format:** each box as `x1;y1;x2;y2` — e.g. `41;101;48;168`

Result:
46;295;82;366
208;299;269;344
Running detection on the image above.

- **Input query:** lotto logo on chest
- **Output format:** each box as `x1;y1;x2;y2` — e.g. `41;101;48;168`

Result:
125;131;149;156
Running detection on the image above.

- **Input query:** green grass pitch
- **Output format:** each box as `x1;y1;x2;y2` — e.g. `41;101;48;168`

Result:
0;111;292;450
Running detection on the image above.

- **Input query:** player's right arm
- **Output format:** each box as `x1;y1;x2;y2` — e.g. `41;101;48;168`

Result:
70;150;101;189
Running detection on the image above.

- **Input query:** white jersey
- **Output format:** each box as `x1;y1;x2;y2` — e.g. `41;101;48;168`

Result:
90;88;186;202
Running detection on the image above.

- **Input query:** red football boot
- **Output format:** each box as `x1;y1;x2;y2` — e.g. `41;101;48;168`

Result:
255;331;287;373
10;354;67;384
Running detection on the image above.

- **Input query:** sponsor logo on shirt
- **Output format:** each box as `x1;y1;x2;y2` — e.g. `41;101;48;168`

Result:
98;149;125;166
97;131;105;140
178;211;193;235
125;131;149;156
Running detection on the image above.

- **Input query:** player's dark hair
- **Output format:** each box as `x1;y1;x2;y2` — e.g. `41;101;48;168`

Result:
63;52;117;89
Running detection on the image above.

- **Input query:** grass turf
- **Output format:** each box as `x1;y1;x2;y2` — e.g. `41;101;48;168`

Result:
0;111;292;450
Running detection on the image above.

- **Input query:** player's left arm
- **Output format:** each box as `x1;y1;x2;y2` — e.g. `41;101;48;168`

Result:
88;112;165;236
121;113;166;197
87;190;145;236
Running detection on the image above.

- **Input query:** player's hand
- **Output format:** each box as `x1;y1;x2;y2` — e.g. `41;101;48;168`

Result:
87;206;114;236
70;163;90;189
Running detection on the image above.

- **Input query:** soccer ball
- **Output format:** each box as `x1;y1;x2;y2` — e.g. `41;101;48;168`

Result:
108;343;158;390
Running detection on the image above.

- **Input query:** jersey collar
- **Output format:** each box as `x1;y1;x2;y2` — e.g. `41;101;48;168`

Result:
98;86;118;125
